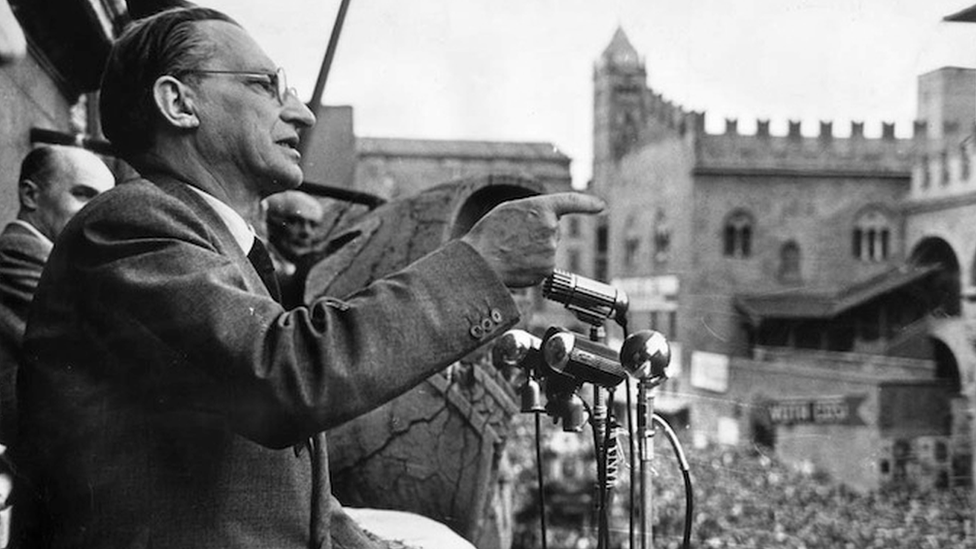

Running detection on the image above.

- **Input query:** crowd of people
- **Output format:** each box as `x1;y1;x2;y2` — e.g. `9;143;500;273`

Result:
507;420;976;549
655;444;974;549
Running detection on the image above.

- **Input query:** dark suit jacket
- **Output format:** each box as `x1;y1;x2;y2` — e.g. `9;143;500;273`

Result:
14;174;518;549
0;222;52;444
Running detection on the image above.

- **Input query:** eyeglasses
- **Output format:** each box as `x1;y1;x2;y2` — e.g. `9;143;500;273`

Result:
180;67;295;105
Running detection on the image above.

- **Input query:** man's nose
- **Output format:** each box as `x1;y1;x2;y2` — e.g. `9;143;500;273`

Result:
282;91;316;129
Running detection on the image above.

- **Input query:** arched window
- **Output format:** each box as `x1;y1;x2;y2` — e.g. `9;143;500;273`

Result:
960;143;970;181
853;209;891;262
778;241;801;283
623;214;640;269
724;210;754;258
653;208;671;263
941;151;950;186
615;112;640;159
566;216;581;238
920;154;931;189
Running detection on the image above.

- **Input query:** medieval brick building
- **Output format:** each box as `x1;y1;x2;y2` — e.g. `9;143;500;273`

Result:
589;27;976;491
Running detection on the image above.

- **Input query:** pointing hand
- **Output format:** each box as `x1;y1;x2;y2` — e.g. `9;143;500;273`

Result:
461;192;605;288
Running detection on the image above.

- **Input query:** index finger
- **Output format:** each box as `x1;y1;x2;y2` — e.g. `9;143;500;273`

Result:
535;192;606;218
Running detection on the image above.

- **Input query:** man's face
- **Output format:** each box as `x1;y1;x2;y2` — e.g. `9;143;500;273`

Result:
266;193;324;261
31;149;115;241
190;21;316;198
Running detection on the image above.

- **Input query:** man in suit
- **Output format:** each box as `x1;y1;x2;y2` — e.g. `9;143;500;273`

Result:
0;145;115;444
264;190;325;308
13;6;604;549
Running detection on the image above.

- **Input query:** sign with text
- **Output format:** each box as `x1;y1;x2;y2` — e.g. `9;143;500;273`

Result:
766;395;867;427
690;351;729;393
611;276;678;312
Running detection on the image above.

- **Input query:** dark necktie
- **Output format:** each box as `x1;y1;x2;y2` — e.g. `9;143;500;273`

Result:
247;238;282;303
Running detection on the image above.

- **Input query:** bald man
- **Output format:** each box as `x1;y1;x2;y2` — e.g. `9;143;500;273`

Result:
0;145;115;443
264;190;324;307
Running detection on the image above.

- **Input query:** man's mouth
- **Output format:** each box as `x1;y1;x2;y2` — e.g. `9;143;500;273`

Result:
276;137;301;153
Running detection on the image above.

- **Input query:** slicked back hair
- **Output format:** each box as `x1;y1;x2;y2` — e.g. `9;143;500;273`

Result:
18;146;60;190
99;6;239;160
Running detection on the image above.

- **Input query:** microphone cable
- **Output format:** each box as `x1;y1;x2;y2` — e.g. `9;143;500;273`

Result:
580;398;605;549
620;322;638;549
598;389;620;549
534;411;549;549
625;375;637;549
653;413;693;549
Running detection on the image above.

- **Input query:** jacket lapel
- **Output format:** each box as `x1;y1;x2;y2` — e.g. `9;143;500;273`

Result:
147;175;273;300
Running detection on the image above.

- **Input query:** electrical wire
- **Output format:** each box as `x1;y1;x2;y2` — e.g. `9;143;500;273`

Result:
581;398;606;549
653;413;693;549
535;411;548;549
619;322;637;549
599;389;618;549
625;380;636;549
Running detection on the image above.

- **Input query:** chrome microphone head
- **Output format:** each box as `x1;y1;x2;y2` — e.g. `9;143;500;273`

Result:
619;330;671;380
493;329;541;369
540;328;627;388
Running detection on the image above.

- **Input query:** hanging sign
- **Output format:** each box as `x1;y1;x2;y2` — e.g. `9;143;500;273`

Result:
766;395;867;426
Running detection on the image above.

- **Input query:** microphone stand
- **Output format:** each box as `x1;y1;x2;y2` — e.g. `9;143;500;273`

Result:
589;324;608;549
590;326;608;444
637;374;665;549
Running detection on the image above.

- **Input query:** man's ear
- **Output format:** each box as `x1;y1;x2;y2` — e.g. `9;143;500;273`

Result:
18;179;39;211
152;75;200;129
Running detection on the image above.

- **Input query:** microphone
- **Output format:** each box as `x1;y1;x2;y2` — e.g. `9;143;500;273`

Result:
620;330;671;548
493;329;541;369
619;330;671;380
540;327;627;388
494;330;546;413
542;270;629;326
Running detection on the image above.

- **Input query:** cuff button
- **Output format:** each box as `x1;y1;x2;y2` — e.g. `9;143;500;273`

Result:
490;309;503;323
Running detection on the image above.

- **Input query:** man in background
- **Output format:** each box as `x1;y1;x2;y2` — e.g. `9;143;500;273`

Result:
0;145;115;443
264;190;325;308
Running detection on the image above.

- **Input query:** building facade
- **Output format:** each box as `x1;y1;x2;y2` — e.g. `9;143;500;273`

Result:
590;28;976;491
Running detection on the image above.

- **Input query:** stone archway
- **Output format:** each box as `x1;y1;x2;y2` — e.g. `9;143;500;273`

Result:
932;338;962;392
927;330;973;487
910;237;962;317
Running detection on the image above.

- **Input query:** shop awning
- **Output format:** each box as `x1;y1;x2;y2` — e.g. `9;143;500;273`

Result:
734;265;940;324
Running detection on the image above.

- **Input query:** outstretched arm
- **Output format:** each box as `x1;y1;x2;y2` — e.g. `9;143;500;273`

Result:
462;192;605;288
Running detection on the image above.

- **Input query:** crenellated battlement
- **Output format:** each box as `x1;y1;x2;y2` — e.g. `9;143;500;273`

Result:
698;115;967;141
645;90;693;134
642;79;969;143
615;80;975;181
690;112;920;174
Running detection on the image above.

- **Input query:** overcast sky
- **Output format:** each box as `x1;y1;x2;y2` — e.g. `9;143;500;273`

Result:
200;0;976;188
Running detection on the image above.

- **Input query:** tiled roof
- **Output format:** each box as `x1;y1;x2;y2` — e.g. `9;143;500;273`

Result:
356;137;570;162
734;265;940;322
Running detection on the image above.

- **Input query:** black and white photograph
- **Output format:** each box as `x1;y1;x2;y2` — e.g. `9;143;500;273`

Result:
3;1;976;548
